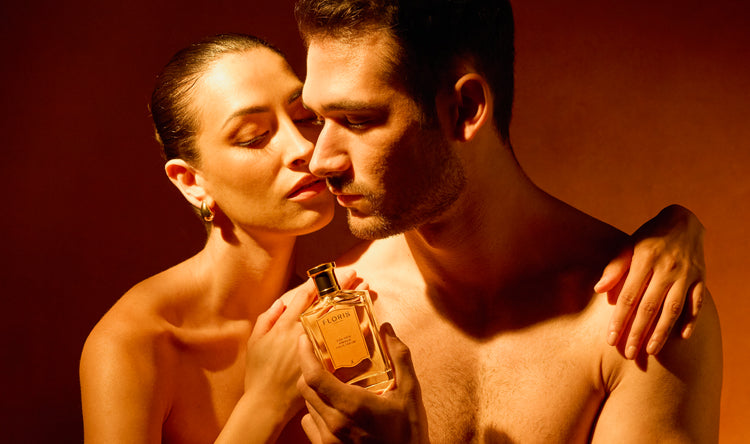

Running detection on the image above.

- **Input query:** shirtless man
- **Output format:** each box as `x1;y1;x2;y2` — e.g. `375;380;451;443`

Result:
294;0;722;442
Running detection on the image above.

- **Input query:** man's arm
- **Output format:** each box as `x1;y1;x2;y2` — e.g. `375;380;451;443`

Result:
592;289;722;442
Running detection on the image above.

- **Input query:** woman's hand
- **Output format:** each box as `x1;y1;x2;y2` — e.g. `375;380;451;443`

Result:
596;205;706;359
243;282;315;419
218;270;366;442
244;269;366;420
217;280;319;443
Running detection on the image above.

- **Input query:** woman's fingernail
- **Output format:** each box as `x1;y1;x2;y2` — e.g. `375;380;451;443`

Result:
607;331;618;345
625;345;637;359
682;326;693;339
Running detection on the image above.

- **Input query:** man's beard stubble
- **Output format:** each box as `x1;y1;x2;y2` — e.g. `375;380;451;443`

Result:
328;132;467;240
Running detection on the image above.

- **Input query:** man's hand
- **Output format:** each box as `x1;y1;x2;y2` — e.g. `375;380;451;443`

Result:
595;204;706;358
297;323;429;444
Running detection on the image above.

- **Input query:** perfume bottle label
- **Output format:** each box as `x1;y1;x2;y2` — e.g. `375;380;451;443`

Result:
317;306;369;369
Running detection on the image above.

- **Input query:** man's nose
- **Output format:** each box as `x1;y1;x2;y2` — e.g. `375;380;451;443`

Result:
309;123;350;177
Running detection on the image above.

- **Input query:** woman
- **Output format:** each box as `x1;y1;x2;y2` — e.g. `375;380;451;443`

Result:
80;34;339;443
80;33;706;443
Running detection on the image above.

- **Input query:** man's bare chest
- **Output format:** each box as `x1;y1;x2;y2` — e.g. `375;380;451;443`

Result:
376;297;606;443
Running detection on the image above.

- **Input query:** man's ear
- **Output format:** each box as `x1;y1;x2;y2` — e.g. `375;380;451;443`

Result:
164;159;210;209
442;73;491;142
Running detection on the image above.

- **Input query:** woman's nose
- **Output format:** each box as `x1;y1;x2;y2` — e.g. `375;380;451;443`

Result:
283;121;315;169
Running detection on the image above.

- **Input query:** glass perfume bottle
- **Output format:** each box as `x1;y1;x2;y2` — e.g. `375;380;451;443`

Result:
300;262;394;393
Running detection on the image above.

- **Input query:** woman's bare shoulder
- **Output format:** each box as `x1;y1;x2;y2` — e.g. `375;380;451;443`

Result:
82;259;203;362
79;264;201;438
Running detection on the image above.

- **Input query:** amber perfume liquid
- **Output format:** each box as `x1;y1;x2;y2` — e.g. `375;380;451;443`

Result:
300;262;393;393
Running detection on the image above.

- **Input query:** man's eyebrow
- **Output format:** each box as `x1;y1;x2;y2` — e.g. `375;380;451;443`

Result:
320;100;383;113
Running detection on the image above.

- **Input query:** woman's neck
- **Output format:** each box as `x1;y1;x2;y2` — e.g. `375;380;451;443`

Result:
190;227;298;322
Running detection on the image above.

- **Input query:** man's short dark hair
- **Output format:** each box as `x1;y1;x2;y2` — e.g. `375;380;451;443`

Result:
295;0;515;141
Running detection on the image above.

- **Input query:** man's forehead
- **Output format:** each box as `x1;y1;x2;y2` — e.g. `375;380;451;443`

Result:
302;32;399;104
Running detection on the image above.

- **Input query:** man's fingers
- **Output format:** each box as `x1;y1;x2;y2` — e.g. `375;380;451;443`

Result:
301;405;345;444
297;374;342;441
595;246;633;293
299;382;358;444
305;401;346;444
298;335;375;412
380;323;418;394
300;413;324;444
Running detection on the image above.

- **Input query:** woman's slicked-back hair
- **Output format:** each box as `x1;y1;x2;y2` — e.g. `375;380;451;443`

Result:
150;33;286;164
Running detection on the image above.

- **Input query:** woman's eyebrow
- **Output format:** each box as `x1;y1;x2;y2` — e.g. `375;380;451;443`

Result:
221;105;269;130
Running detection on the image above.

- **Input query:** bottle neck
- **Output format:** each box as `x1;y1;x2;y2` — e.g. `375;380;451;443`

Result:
309;262;341;297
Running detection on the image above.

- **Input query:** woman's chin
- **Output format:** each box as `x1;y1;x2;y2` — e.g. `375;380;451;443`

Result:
298;207;336;236
279;204;336;237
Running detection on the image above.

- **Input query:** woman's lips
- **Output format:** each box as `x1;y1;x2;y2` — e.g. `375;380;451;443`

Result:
287;179;327;200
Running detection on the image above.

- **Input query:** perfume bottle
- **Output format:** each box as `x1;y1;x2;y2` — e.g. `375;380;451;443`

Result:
300;262;394;393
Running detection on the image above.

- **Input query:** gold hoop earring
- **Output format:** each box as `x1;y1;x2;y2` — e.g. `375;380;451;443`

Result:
200;201;215;222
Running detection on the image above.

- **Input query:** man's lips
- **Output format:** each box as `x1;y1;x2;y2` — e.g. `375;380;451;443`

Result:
333;193;361;207
287;176;327;199
324;182;362;207
326;179;363;209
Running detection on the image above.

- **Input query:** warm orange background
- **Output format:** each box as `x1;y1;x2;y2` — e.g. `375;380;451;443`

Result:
1;0;746;442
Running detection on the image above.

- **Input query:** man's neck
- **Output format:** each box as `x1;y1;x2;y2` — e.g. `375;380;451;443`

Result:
396;145;625;338
402;135;625;302
403;140;549;293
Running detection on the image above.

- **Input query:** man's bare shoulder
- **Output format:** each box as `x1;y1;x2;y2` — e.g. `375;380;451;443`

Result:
592;289;722;441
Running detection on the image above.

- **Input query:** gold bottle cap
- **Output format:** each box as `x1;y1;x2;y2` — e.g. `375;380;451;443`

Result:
307;262;341;296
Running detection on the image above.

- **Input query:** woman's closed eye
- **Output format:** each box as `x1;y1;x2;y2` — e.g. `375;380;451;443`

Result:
237;132;268;148
292;105;323;127
294;115;324;127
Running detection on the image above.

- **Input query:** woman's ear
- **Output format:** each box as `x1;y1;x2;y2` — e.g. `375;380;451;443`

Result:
442;73;491;142
164;159;210;209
